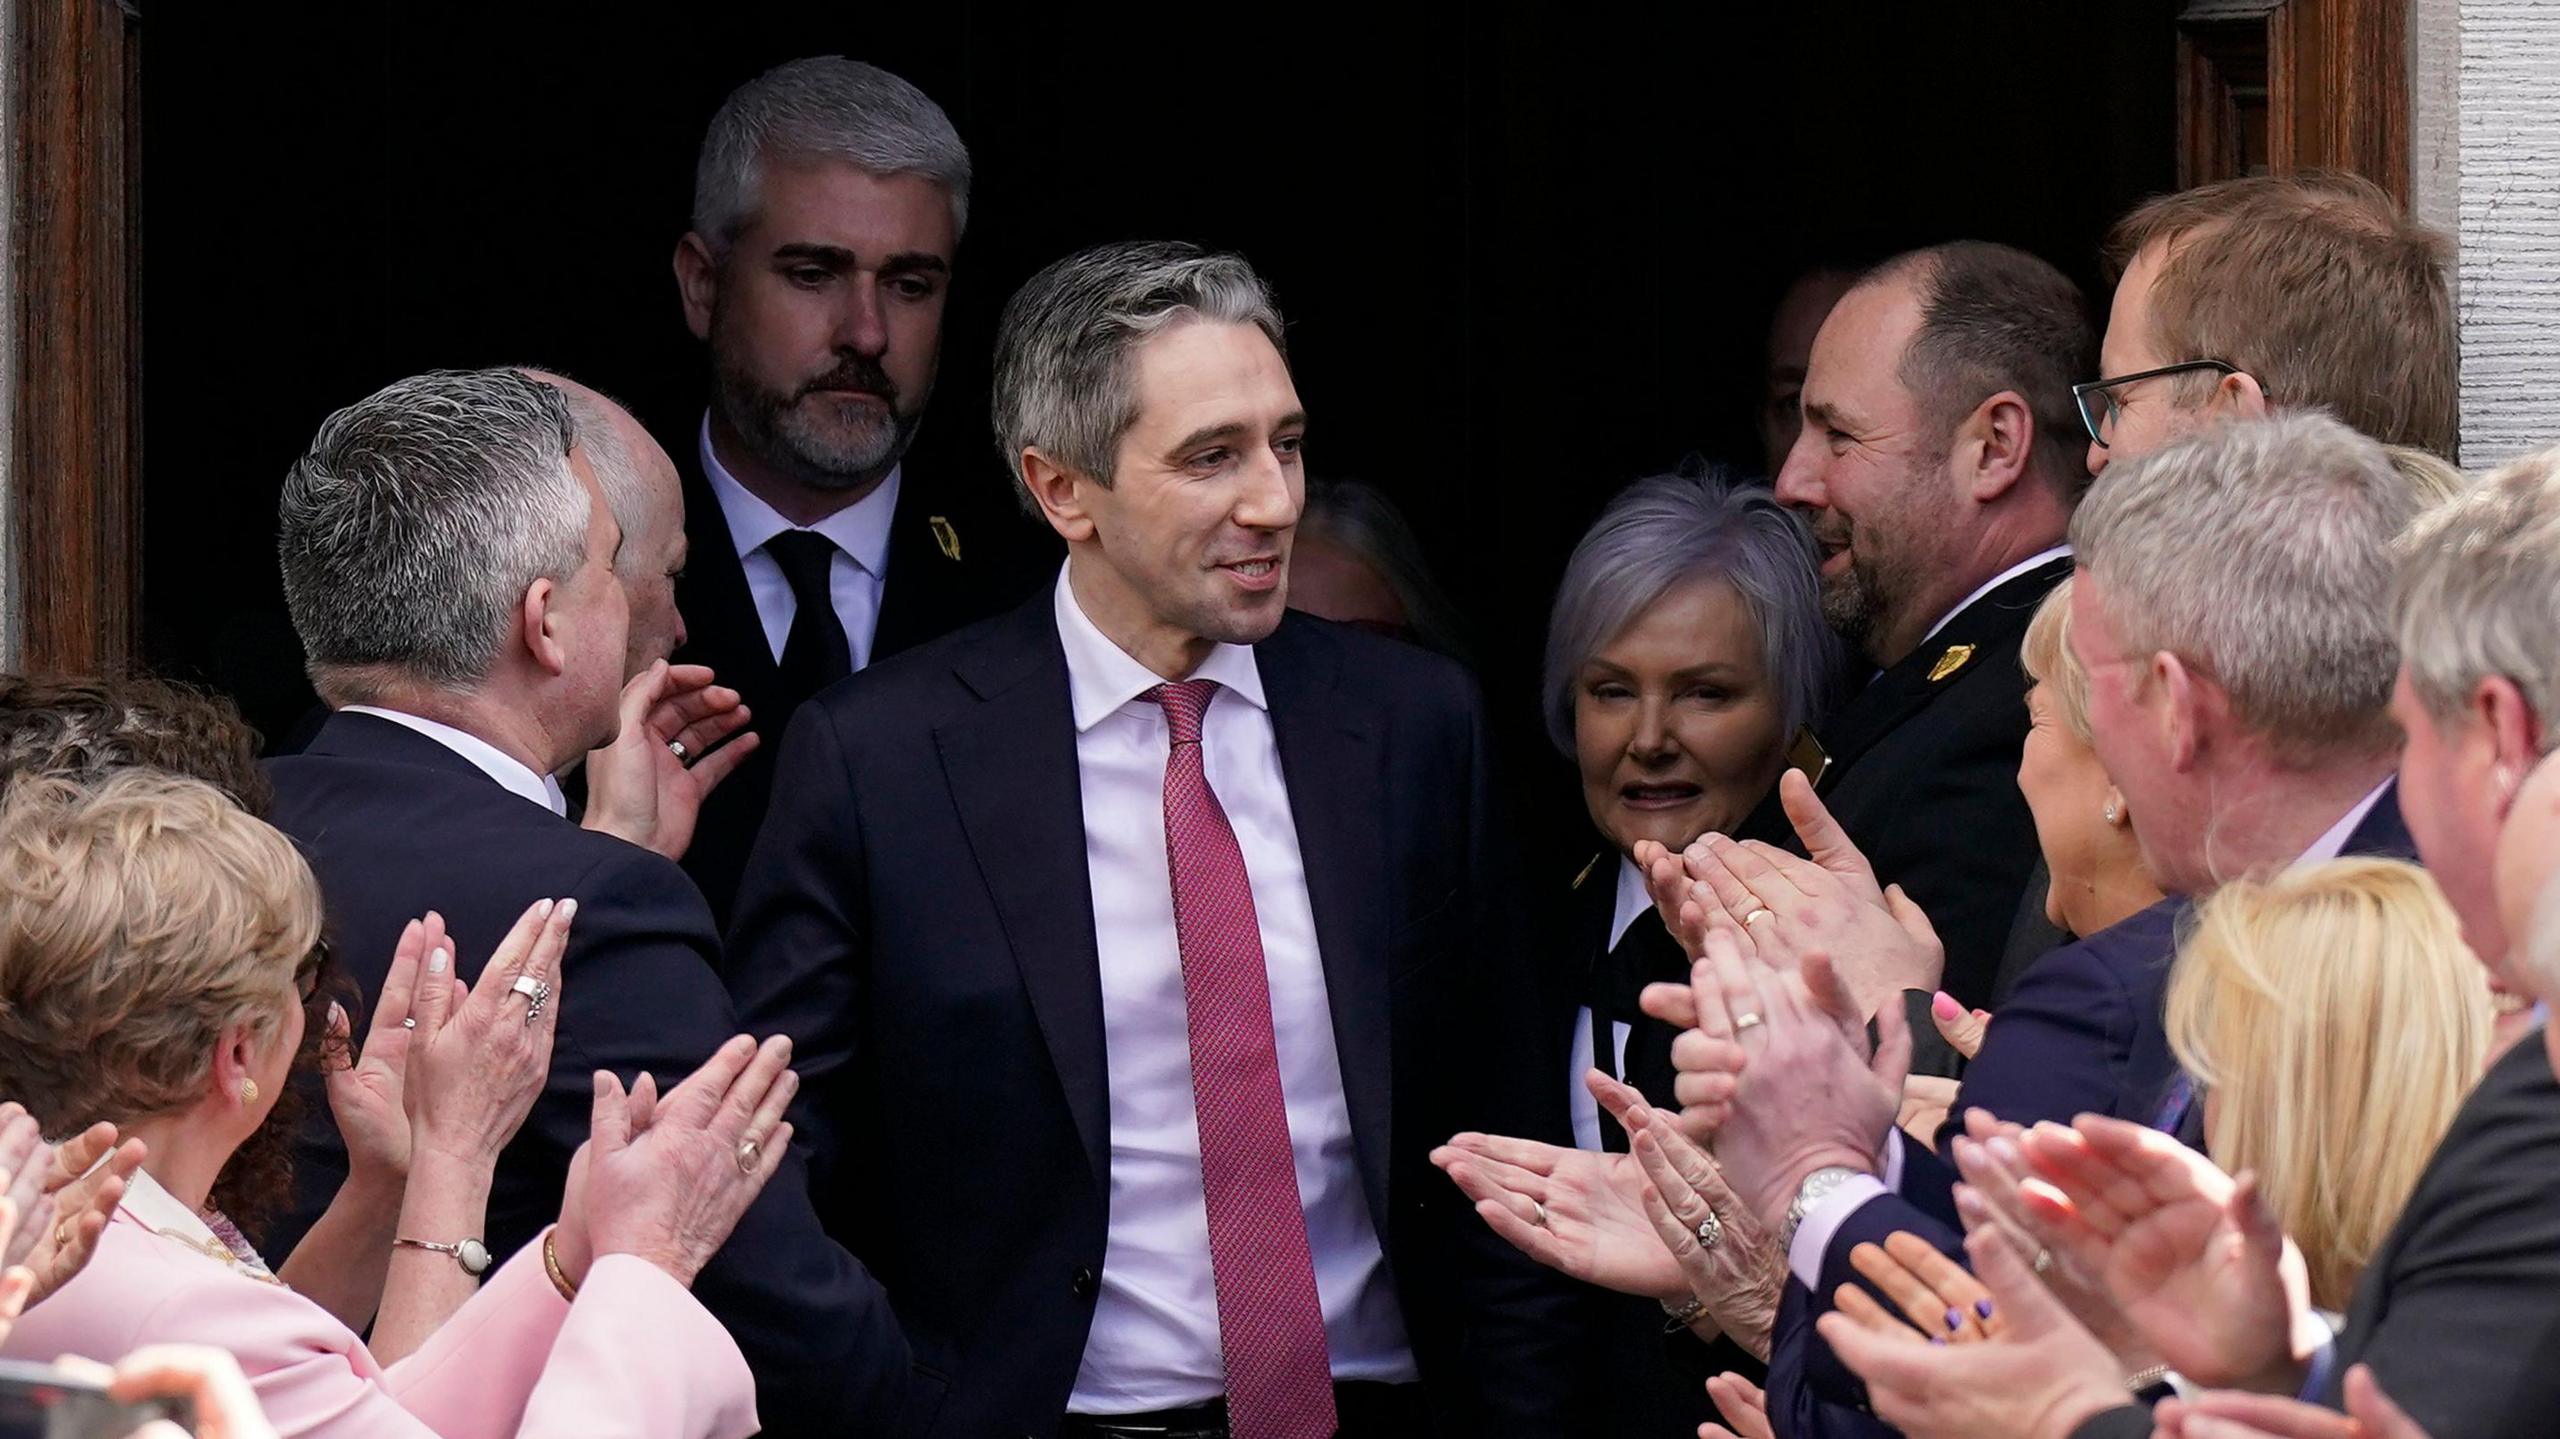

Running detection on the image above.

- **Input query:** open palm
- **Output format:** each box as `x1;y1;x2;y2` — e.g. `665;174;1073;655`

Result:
2101;1187;2292;1383
1430;1130;1688;1301
325;915;436;1182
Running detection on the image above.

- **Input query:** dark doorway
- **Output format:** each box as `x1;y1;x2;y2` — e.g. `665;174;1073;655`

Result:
139;1;2178;856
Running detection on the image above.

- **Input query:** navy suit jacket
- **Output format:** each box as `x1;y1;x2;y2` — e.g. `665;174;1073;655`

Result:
263;712;924;1438
1768;784;2416;1436
724;590;1584;1437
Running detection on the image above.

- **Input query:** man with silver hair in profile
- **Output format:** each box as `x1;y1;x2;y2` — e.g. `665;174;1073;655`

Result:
668;56;1047;922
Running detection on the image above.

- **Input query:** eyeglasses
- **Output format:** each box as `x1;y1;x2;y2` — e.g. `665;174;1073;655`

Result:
296;938;331;1006
2072;360;2240;448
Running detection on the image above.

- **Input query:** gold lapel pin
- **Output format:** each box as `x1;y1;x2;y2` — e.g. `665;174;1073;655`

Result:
928;515;963;562
1787;726;1833;789
1571;852;1603;891
1928;643;1977;684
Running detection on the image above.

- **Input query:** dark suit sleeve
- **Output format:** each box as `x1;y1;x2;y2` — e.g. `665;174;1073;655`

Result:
556;846;924;1437
1432;673;1592;1432
1764;1280;1905;1439
722;709;869;1179
1860;721;2041;1013
1931;938;2148;1152
2324;1040;2560;1435
2070;1405;2156;1439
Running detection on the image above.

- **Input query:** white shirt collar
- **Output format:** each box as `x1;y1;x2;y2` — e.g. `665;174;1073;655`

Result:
1052;562;1267;733
1921;543;2074;645
2295;780;2394;867
699;413;899;578
340;706;568;816
1608;856;1654;951
119;1169;274;1277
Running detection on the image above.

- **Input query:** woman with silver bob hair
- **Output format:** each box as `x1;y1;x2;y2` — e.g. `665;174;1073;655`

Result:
1440;466;1835;1431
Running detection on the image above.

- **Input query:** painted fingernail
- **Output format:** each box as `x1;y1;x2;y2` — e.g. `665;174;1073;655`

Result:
1945;1306;1965;1330
1976;1298;1995;1320
1930;990;1962;1021
428;947;450;975
1929;1335;1946;1346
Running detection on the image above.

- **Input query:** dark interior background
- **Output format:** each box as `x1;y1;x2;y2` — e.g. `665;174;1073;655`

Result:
139;1;2178;866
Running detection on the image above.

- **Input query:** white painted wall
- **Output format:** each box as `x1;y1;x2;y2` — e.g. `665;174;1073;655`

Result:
2441;0;2560;466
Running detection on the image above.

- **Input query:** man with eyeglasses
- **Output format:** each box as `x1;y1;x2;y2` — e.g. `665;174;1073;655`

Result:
2078;172;2457;475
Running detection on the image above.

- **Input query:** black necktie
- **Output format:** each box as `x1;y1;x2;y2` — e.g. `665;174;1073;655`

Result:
766;530;853;712
1587;909;1669;1154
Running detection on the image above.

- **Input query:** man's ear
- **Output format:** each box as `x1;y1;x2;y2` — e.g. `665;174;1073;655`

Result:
2480;675;2546;821
674;233;721;342
2154;651;2209;775
2207;370;2272;425
1021;448;1099;544
520;578;570;678
1956;390;2035;504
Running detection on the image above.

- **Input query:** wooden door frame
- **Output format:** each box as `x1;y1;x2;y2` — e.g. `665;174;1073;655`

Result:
2180;0;2411;200
7;0;141;674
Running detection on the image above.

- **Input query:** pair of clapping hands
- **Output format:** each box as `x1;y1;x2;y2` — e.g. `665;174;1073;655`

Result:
1818;1112;2423;1439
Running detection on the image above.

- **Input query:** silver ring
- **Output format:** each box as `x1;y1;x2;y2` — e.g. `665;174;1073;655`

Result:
736;1137;762;1175
1532;1201;1550;1228
1732;1013;1765;1034
1741;907;1775;928
667;738;692;766
401;1017;417;1030
1696;1210;1723;1249
2033;1248;2053;1276
510;975;553;1026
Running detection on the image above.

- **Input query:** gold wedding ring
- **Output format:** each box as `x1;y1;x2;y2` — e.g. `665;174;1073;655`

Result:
1732;1013;1765;1033
1741;907;1775;928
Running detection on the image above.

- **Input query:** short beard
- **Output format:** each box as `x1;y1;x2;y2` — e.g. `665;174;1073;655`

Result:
711;341;927;493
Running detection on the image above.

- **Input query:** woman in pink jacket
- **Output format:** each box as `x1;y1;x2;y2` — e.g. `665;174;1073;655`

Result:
0;769;795;1439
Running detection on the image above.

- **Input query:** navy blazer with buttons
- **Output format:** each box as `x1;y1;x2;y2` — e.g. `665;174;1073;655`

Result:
723;587;1585;1438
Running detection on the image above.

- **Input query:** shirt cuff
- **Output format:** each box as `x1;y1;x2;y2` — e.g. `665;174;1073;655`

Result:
1786;1174;1890;1290
2295;1334;2338;1402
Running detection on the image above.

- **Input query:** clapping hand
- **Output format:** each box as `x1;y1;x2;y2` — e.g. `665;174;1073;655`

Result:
581;661;757;862
2016;1115;2319;1393
1703;1371;1777;1439
23;1120;143;1308
1820;1225;2132;1439
1431;1074;1692;1304
0;1106;55;1273
582;1035;797;1288
322;916;439;1188
407;898;573;1166
1617;1076;1781;1358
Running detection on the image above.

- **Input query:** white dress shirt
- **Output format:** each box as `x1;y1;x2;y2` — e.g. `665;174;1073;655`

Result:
699;415;899;672
1566;857;1654;1151
340;706;566;816
1919;544;2074;647
1783;776;2398;1289
1053;565;1416;1412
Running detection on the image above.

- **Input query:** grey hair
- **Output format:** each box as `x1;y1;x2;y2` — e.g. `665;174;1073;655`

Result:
693;57;971;252
2069;411;2418;765
278;369;587;699
2392;443;2560;753
990;240;1286;514
1298;477;1472;662
1542;469;1840;755
546;378;649;579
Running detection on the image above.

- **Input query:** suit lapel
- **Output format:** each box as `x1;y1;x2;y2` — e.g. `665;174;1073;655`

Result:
1260;619;1397;1235
872;477;970;663
672;457;782;701
936;596;1113;1190
1817;555;2073;791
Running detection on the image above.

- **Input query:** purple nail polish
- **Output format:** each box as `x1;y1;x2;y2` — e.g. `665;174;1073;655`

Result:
1945;1306;1964;1330
1975;1298;1995;1320
1929;1335;1947;1346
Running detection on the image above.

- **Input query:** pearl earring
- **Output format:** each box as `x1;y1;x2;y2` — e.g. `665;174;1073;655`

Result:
2103;801;2121;825
240;1077;259;1106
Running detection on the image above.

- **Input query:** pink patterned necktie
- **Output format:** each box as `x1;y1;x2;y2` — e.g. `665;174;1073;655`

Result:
1147;679;1337;1439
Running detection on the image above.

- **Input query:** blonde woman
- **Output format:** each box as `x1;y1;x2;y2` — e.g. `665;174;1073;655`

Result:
2165;856;2492;1310
0;771;789;1439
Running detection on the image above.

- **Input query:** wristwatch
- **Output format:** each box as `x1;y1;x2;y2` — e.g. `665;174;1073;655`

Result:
1779;1166;1867;1254
395;1235;493;1277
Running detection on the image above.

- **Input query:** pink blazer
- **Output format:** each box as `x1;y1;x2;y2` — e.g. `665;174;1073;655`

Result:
2;1213;759;1439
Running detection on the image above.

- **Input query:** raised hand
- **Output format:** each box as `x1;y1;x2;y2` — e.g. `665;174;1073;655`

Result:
0;1105;54;1271
23;1120;144;1307
1819;1225;2132;1439
1686;930;1906;1234
2018;1115;2316;1392
1431;1090;1691;1303
1683;833;1943;1021
1948;1114;2154;1364
407;898;573;1166
1847;1230;2001;1344
1703;1371;1777;1439
581;661;758;862
324;916;435;1188
1614;1075;1781;1358
582;1035;797;1288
